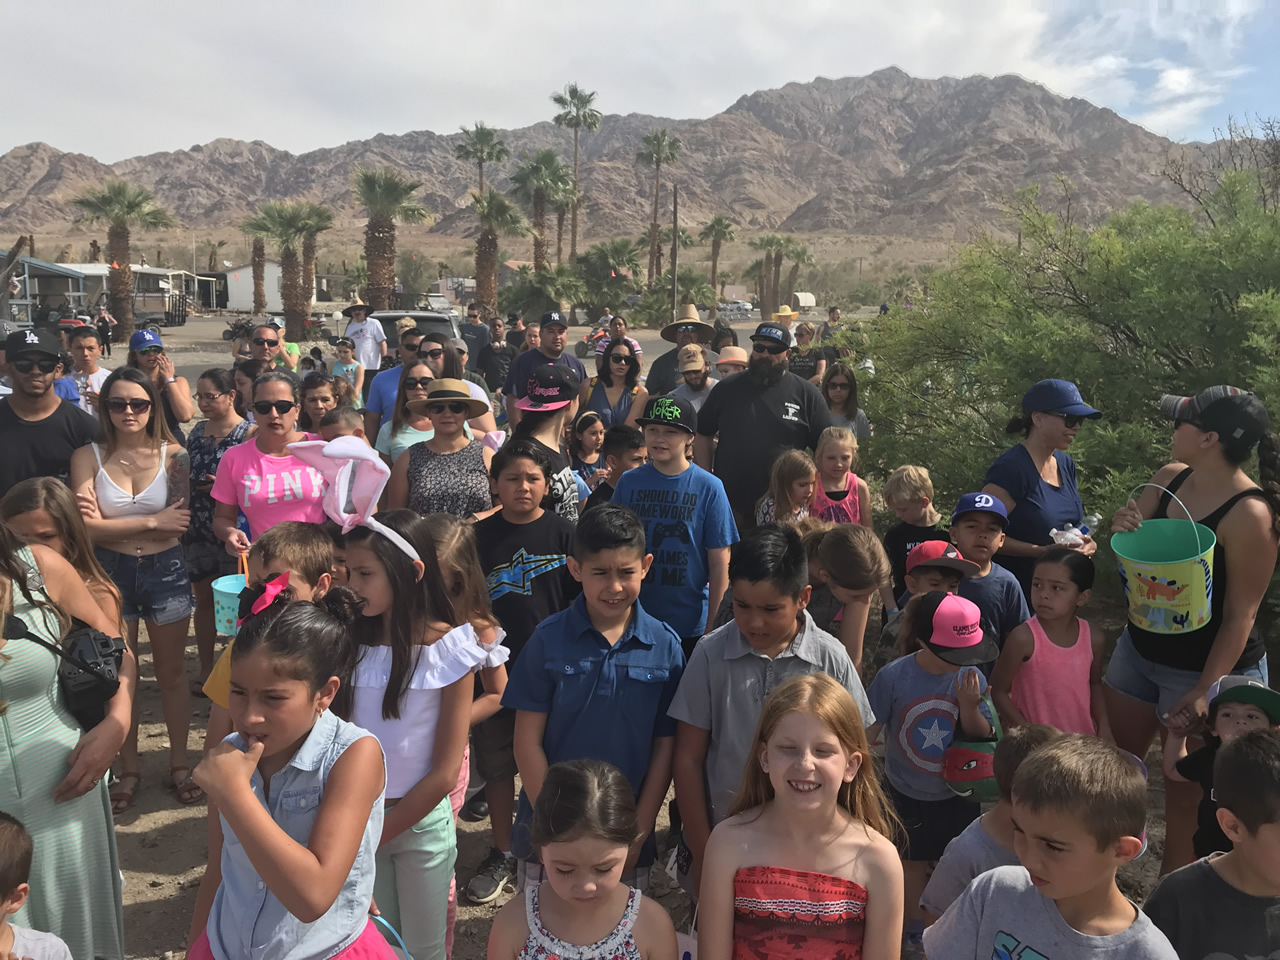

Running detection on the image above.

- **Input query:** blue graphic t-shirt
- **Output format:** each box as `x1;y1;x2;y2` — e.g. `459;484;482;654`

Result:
612;462;740;638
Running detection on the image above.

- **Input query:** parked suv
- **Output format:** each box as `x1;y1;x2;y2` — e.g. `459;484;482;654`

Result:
366;310;461;344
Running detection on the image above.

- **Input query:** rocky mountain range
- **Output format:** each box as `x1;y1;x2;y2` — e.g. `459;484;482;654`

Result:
0;67;1195;240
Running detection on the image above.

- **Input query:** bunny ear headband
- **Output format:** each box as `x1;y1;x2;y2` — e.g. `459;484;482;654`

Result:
287;436;421;563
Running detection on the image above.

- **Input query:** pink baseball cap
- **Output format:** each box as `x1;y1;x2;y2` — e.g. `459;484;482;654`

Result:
914;592;999;666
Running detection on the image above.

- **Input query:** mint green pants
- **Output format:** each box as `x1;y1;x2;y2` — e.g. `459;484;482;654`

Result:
373;796;457;960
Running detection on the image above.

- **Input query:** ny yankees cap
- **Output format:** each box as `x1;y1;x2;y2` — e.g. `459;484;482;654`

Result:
5;328;60;359
951;492;1009;528
636;394;697;434
915;592;999;666
539;311;568;329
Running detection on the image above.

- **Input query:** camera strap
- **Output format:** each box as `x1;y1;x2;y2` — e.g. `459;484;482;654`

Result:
4;614;116;686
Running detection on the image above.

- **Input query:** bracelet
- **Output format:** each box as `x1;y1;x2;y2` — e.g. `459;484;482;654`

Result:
166;377;177;384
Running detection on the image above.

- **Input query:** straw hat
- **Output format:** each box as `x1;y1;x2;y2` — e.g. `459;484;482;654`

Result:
405;378;489;419
770;305;801;324
660;303;715;344
342;301;372;317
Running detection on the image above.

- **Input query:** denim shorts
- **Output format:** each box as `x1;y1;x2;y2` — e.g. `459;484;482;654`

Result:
1103;628;1269;719
95;543;194;625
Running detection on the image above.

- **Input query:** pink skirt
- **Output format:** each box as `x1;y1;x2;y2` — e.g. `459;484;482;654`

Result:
190;919;396;960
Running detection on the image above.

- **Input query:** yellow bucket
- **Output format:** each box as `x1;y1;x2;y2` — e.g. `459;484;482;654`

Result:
1112;484;1214;634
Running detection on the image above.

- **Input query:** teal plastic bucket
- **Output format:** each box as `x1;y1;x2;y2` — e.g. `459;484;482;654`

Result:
211;573;246;637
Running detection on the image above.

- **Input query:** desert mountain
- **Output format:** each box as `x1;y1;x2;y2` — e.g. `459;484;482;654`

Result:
0;67;1192;240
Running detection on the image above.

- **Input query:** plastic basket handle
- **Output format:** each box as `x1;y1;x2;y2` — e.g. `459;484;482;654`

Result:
370;913;411;960
237;551;250;579
1125;482;1204;557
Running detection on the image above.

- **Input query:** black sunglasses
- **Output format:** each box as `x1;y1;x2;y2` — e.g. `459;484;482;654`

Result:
253;400;297;416
752;342;787;355
193;391;231;402
106;398;152;414
11;357;59;374
427;401;470;415
403;377;432;391
1052;413;1085;428
827;380;851;390
252;337;279;347
609;353;633;364
420;348;445;360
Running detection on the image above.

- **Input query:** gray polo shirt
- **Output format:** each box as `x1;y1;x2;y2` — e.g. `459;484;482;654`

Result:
667;610;874;824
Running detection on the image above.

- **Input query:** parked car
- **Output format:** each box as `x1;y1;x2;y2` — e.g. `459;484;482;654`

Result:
365;310;461;345
716;301;752;322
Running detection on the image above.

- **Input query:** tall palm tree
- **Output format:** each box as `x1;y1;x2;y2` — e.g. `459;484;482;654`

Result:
636;129;682;286
71;180;175;336
750;234;788;314
250;237;267;313
699;216;736;319
550;83;602;261
299;203;334;315
203;238;227;271
241;202;310;339
353;168;428;310
742;259;765;307
550;181;575;264
510;149;571;273
473;189;528;316
717;269;736;300
455;122;510;194
782;241;814;309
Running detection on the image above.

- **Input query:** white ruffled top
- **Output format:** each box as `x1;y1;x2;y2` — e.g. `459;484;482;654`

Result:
351;623;509;798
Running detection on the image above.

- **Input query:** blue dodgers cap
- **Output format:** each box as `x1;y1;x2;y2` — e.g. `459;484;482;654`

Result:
750;322;790;346
951;492;1009;528
1021;379;1101;419
129;328;163;352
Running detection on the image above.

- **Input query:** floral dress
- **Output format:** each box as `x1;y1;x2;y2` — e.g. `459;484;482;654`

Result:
406;440;492;518
183;419;250;581
517;883;642;960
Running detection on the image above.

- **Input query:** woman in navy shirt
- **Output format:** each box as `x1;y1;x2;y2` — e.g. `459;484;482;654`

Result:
981;379;1101;597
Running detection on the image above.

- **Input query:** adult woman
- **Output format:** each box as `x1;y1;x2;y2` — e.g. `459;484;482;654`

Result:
419;332;498;435
126;329;194;446
387;379;493;518
183;369;249;692
0;523;134;960
297;371;354;432
375;359;435;467
981;379;1101;597
68;367;198;807
211;371;328;552
1106;386;1279;873
821;362;871;442
580;337;647;429
520;325;541;353
231;358;267;421
788;322;827;385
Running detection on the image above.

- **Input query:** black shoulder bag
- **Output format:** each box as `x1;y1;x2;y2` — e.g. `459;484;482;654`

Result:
6;613;124;731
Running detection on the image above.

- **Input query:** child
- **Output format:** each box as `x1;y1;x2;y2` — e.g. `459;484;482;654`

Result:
569;410;607;488
487;760;678;960
0;813;73;960
992;547;1109;737
866;591;996;951
1162;675;1280;858
699;674;904;960
923;735;1176;959
582;424;647;513
669;523;875;895
754;449;817;526
811;426;871;528
330;336;364;407
188;592;395;960
950;492;1030;667
468;439;581;906
882;466;949;597
1145;728;1280;959
708;518;839;633
809;523;893;669
321;520;348;586
920;723;1064;921
611;394;739;651
502;504;685;893
318;406;368;443
870;541;978;678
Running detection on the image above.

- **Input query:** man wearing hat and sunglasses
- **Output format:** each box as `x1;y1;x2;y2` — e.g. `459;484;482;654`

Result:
341;301;386;402
645;304;719;397
695;320;832;528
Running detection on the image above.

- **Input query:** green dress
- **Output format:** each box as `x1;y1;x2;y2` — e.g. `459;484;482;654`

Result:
0;548;124;960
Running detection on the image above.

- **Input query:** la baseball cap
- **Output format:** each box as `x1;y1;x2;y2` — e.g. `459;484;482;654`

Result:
1021;379;1101;419
516;364;578;412
677;344;706;373
915;592;998;666
539;311;568;329
635;394;697;434
906;541;980;579
1207;675;1280;724
951;492;1009;528
1160;386;1270;448
4;328;60;359
750;322;790;346
128;328;164;352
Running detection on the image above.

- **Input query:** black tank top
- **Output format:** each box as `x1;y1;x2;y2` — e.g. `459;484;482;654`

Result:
1128;467;1267;670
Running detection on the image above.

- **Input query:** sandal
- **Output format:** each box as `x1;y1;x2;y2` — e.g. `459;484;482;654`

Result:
110;771;141;814
169;766;205;806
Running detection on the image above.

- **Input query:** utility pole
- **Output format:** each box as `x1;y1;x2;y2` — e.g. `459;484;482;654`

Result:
670;183;679;321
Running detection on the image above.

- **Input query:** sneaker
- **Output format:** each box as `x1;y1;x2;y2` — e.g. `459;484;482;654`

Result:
460;794;489;823
467;848;517;904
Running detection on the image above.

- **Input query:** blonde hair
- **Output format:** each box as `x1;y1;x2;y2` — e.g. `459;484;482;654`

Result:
758;450;817;518
795;321;816;339
728;674;901;843
815;524;891;592
885;465;942;525
420;513;500;629
796;517;837;559
815;426;858;471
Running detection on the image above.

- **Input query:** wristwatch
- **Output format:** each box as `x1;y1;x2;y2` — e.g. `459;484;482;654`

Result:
166;377;176;383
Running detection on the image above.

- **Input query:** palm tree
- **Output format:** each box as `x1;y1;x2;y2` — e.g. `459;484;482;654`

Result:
242;202;311;339
717;269;736;300
550;181;575;264
299;203;334;315
455;122;510;194
353;167;429;310
742;259;765;307
551;83;602;261
636;129;682;286
473;189;528;316
71;180;175;336
250;237;267;313
749;235;789;314
782;241;815;309
579;238;643;312
699;216;736;319
344;258;368;300
510;149;571;273
203;238;227;272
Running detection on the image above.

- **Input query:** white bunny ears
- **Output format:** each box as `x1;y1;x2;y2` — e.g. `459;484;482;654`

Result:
287;435;421;562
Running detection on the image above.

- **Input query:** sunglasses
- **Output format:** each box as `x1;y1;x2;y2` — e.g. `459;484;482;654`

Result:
467;313;480;319
193;391;230;402
420;348;445;360
1176;418;1204;431
609;354;632;364
676;325;699;334
106;398;152;414
252;337;279;347
1052;413;1085;428
427;401;470;415
827;380;851;390
253;400;298;416
752;342;787;355
403;377;432;391
11;357;59;374
137;346;164;356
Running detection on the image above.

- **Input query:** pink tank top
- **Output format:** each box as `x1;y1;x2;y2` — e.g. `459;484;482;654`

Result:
813;472;861;524
1011;615;1096;735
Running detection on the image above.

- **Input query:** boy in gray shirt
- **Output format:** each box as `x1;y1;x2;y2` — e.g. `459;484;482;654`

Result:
0;813;73;960
924;735;1176;960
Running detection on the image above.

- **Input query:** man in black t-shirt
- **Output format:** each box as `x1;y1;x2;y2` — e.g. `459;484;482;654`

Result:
694;321;832;528
477;316;518;393
0;329;99;493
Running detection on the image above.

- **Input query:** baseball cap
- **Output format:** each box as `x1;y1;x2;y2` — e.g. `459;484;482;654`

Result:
635;394;697;434
1207;675;1280;724
915;592;999;666
1021;379;1102;419
449;337;469;355
951;492;1009;528
750;322;790;346
1160;386;1270;447
128;329;164;352
5;328;60;359
266;317;285;330
717;345;748;369
516;365;578;411
507;312;521;323
678;344;706;373
906;541;980;579
539;311;568;329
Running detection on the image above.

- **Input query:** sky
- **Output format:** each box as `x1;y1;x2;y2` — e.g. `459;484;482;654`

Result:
10;0;1275;161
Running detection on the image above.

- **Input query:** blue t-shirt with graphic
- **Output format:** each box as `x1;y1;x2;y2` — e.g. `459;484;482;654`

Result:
611;462;739;638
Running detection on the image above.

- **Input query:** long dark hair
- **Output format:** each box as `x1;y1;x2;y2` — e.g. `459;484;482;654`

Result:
198;367;236;397
99;367;178;453
822;362;859;419
597;337;639;389
233;359;268;417
391;360;433;437
569;411;603;461
530;759;639;848
232;589;363;700
0;523;70;715
422;333;464;379
298;372;354;432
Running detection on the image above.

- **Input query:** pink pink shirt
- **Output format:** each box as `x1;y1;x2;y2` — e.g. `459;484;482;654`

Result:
1011;615;1096;735
813;471;861;525
210;435;327;538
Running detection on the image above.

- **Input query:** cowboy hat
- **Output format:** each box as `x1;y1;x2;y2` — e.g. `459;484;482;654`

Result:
660;303;715;344
341;301;372;317
771;305;801;323
406;378;490;419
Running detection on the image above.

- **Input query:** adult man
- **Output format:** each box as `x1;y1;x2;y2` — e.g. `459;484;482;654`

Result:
459;302;490;371
477;315;518;393
505;312;527;349
0;329;99;491
247;323;291;371
68;327;111;417
95;304;117;357
646;304;718;396
695;321;832;528
668;344;717;413
593;314;643;362
362;325;424;438
820;305;840;341
342;302;386;401
451;338;491;394
502;311;588;426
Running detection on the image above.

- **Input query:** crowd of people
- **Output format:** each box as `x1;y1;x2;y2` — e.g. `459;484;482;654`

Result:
0;299;1277;960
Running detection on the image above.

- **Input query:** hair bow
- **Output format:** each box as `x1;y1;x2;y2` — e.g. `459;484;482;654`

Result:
237;571;290;626
287;435;421;562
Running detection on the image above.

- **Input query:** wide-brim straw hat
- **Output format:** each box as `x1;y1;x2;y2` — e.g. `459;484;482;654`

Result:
661;303;715;344
342;301;373;317
405;378;489;419
771;305;801;323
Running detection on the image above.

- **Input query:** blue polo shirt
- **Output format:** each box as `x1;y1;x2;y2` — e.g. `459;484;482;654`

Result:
502;594;684;865
364;366;402;422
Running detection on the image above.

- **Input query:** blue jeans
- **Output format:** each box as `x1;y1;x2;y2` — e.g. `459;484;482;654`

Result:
94;543;194;625
1103;628;1269;718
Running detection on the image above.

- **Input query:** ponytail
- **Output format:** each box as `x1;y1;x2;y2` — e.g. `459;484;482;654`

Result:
1256;431;1280;536
1005;414;1032;436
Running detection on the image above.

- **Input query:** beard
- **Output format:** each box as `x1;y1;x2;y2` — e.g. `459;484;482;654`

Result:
685;370;709;390
748;355;786;386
